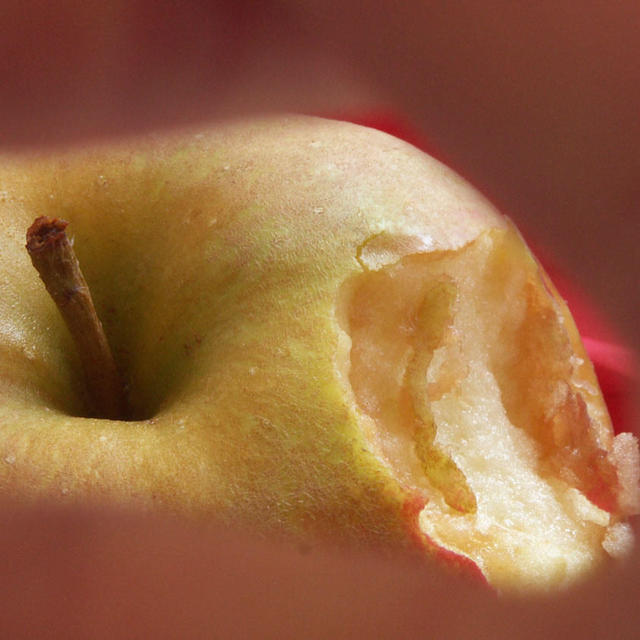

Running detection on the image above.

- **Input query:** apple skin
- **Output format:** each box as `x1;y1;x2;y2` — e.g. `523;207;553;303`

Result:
0;116;500;524
0;116;637;591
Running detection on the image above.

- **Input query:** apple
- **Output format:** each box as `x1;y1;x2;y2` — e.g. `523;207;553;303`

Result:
0;115;637;592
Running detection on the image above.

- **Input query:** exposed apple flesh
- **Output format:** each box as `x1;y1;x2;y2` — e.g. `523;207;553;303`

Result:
0;116;637;591
344;227;638;586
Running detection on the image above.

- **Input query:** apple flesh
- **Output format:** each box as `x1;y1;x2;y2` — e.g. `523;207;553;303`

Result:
0;116;638;591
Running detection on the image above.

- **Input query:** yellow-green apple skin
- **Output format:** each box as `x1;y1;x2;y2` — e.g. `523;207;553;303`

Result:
0;116;637;591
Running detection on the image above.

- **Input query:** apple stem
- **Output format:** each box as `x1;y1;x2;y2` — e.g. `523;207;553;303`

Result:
26;216;127;420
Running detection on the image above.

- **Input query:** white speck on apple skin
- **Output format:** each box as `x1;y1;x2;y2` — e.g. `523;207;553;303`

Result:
0;324;27;350
4;454;16;465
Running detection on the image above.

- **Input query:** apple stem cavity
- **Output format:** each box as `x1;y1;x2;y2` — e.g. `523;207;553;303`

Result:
26;216;127;420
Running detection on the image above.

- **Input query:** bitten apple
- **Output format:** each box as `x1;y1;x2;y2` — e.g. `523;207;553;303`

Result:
0;116;638;591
